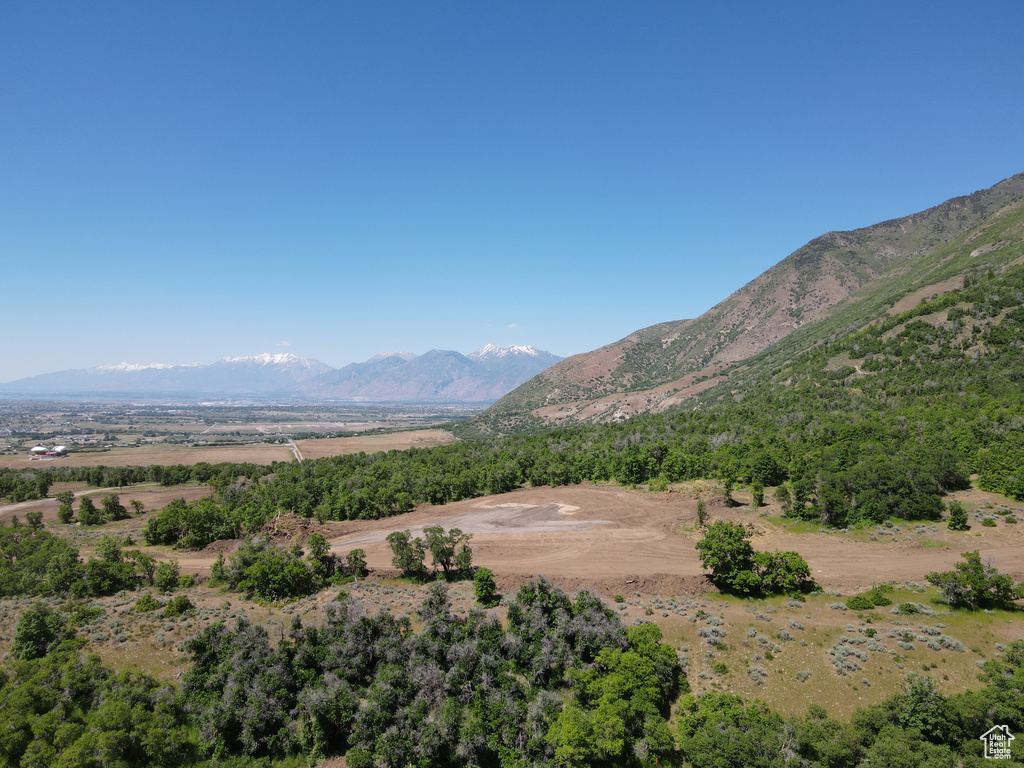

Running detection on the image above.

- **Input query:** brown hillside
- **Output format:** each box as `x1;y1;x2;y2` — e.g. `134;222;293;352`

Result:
474;171;1024;432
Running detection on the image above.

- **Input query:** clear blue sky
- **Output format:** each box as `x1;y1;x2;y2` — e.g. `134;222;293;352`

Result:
2;1;1023;382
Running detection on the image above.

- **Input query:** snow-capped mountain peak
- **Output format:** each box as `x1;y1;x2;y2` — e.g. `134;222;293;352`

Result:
220;352;302;367
469;344;540;361
93;362;174;373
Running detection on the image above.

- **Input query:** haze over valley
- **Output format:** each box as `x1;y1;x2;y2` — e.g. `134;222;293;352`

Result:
0;345;562;403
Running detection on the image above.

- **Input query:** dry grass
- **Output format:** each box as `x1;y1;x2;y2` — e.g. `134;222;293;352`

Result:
0;442;295;469
294;429;455;459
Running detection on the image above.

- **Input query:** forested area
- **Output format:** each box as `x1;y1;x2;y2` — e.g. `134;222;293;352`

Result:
0;462;274;506
2;578;1022;767
0;527;189;600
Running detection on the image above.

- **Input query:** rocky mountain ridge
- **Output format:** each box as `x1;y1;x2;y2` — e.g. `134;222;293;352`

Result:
472;171;1024;433
0;346;562;403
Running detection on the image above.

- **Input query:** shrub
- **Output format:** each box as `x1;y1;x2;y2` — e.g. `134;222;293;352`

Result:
163;594;194;618
473;567;500;608
135;593;161;612
845;594;875;610
154;560;181;593
927;550;1018;609
947;501;969;531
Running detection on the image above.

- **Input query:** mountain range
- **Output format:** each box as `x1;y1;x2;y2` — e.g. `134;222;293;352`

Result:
470;171;1024;433
0;346;562;402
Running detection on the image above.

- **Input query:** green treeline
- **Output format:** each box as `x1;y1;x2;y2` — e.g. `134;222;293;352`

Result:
0;461;275;504
3;580;1023;766
0;528;169;599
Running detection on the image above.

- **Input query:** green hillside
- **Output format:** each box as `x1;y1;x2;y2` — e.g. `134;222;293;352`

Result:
472;171;1024;434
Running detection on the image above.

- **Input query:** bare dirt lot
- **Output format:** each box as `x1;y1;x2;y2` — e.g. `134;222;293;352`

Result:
165;483;1024;596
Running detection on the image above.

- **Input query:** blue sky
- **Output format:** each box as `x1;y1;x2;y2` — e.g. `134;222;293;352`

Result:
2;1;1023;382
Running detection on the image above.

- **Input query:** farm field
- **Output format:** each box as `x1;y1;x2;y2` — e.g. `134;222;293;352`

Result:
0;442;297;469
0;399;466;470
294;428;455;459
0;429;456;469
2;480;1021;722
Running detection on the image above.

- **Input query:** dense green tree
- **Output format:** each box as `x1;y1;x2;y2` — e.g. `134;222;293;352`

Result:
218;537;318;600
11;604;70;660
754;550;814;593
696;521;814;595
305;531;336;581
344;548;368;577
422;526;473;576
101;493;129;521
0;528;81;597
696;498;708;527
56;502;74;524
751;479;765;508
77;496;101;526
677;693;787;768
927;550;1018;609
695;521;759;594
0;648;195;766
144;497;239;550
473;566;500;607
386;529;427;578
127;550;157;584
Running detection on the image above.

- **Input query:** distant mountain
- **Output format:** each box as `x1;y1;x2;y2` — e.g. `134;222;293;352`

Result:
307;345;563;402
0;346;562;402
470;171;1024;433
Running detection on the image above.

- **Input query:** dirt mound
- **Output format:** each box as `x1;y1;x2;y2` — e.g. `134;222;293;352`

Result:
201;539;241;555
257;513;326;544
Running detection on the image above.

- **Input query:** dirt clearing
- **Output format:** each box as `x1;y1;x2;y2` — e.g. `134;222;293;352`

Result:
313;484;1024;593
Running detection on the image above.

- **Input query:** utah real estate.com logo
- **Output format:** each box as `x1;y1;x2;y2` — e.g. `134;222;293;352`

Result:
980;725;1014;760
